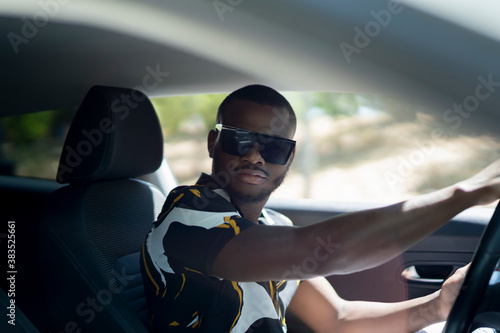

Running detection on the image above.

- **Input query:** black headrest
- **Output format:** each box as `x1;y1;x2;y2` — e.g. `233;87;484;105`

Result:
57;85;163;184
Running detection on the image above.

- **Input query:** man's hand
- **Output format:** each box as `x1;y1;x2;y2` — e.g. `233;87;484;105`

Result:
436;264;470;321
458;159;500;207
288;268;472;333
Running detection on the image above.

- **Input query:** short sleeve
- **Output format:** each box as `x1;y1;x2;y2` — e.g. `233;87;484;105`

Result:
154;185;256;277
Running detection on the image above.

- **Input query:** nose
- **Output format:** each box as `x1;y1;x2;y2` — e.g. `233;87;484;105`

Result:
241;143;265;165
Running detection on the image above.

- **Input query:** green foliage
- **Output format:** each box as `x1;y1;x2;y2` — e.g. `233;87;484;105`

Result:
0;110;69;144
283;92;388;119
150;92;400;140
152;94;226;138
311;92;360;117
0;92;415;147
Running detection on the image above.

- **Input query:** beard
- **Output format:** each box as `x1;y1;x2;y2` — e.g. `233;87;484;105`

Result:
225;164;289;204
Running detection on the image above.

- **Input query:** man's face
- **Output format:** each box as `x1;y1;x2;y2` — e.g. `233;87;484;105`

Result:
209;99;295;204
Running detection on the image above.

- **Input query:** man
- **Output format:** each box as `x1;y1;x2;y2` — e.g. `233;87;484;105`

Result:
141;84;500;332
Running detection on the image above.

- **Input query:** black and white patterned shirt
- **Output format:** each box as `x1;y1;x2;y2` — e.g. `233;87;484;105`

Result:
141;173;299;332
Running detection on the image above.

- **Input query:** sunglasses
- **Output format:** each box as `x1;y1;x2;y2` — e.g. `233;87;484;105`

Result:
215;124;296;165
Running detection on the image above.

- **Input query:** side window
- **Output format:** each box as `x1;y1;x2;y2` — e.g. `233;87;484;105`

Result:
5;93;498;202
152;94;225;185
153;92;500;204
0;109;75;180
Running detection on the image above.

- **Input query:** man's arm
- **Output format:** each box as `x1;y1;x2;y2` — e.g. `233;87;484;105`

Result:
211;160;500;282
287;266;468;333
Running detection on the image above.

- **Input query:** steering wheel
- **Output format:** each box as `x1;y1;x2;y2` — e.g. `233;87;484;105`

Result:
443;201;500;333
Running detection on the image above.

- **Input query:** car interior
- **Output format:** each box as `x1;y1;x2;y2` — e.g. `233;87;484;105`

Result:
2;1;500;332
38;85;166;332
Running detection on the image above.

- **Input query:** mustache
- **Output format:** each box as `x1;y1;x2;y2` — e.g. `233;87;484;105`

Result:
233;165;270;177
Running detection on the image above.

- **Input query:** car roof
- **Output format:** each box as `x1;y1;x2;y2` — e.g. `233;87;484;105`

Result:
2;0;500;134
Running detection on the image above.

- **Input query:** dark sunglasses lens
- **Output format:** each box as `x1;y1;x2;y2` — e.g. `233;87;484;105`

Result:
220;129;255;156
259;138;294;165
219;127;294;165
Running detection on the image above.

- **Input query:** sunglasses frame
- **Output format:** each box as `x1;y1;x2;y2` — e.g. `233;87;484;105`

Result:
215;124;296;165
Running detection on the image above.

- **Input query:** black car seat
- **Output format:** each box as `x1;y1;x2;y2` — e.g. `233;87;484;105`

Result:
38;85;166;332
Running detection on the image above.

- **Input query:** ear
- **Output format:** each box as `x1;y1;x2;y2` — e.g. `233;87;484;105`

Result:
207;129;218;158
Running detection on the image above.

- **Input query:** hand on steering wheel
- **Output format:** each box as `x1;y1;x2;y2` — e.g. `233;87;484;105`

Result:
443;202;500;333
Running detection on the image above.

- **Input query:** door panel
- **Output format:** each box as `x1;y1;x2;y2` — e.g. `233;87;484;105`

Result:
266;198;492;302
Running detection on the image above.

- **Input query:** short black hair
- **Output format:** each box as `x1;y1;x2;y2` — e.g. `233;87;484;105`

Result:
217;84;297;133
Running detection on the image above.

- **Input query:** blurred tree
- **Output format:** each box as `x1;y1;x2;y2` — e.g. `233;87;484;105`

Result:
151;92;403;141
312;92;360;117
0;110;65;144
152;94;226;138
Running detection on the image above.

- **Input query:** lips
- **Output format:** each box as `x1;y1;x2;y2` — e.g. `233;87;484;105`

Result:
235;168;268;184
